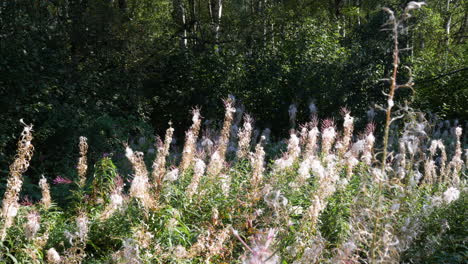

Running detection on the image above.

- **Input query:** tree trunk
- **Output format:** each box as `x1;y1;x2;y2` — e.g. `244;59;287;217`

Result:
173;0;187;48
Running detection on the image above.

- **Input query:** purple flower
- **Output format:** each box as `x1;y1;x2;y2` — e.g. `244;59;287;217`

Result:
53;176;73;185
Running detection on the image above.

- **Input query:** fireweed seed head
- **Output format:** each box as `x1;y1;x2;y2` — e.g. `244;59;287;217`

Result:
110;193;124;207
443;187;460;204
165;168;179;182
46;248;61;264
24;211;40;239
429;140;439;156
39;175;52;208
76;214;89;242
264;190;288;210
194;158;206;175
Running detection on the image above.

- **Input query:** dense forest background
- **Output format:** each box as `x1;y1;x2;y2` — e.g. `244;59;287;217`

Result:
0;0;466;184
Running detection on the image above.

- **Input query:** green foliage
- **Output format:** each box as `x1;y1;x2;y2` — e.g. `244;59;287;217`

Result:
0;0;466;185
0;1;466;261
402;192;468;263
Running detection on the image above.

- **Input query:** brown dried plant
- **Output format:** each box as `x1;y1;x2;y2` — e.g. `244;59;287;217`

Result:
0;120;34;241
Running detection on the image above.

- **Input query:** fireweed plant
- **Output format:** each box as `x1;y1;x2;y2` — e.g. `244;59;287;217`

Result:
0;2;467;263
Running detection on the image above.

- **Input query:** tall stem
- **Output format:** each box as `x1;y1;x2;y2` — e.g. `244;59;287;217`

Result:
371;14;400;264
381;19;399;171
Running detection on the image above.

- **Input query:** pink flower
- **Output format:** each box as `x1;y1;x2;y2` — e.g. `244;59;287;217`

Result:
53;176;73;185
20;196;34;206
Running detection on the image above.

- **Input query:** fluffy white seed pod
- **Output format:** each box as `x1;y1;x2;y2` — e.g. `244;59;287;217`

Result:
236;115;253;159
24;211;40;240
39;176;52;209
76;214;89;242
186;159;206;199
443;187;460;204
304;127;320;158
165;168;179;182
298;158;312;183
321;126;336;155
46;248;61;264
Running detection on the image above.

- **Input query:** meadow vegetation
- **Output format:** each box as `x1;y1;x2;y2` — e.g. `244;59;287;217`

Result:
0;1;467;263
0;92;466;263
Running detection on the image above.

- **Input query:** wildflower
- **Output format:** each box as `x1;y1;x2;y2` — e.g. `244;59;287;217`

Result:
53;176;73;185
297;237;326;264
273;155;294;171
126;147;153;208
77;137;88;186
264;190;288;212
310;159;325;179
180;108;202;173
39;176;52;209
186;158;206;199
4;202;19;218
129;171;149;199
207;98;235;177
100;174;125;221
207;150;223;177
1;120;34;241
344;152;359;178
409;170;423;187
321;119;336;156
430;195;443;208
251;138;266;187
172;245;188;259
424;159;436;184
24;211;40;240
118;238;141;264
429;140;438;156
219;173;231;197
201;136;214;155
449;126;463;185
274;133;300;171
287;133;301;160
443;187;460;204
290;206;304;215
362;124;376;165
237;115;253;159
76;214;89;242
337;110;354;156
350;139;365;156
134;226;154;249
110;192;124;207
304;126;319;158
298;158;312;183
46;248;61;264
235;228;280;264
152;124;174;192
165;168;179;182
206;226;231;258
372;168;385;183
